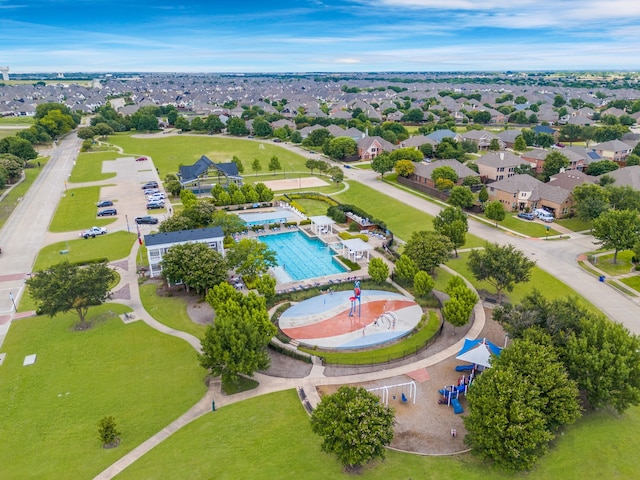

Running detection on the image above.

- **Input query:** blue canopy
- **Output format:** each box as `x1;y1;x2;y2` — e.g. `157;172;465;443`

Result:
456;338;502;368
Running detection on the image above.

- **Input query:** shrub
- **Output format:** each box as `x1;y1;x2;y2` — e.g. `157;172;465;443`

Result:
338;231;368;242
299;219;312;226
98;416;121;447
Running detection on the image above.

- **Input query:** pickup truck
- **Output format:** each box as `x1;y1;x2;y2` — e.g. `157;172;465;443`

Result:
80;226;107;239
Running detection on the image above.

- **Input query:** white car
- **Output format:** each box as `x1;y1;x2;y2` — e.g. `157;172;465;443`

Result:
147;193;165;201
80;226;107;238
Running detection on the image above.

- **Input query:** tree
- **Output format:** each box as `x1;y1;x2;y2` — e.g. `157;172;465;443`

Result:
252;117;273;137
484;201;506;227
268;155;281;175
393;254;417;284
606;185;640;212
389;147;424;163
563;314;640;413
302;128;332;147
161;243;226;295
190;116;205;132
227;117;248;136
226;238;277;279
325;137;357;159
290;130;302;143
464;334;580;472
413;270;435;298
200;289;276;385
180;189;198;209
431;165;458;184
167;110;179;125
329;166;344;185
442;296;472;332
473;110;492;124
37;109;76;137
467;243;535;302
403;231;453;273
93;122;114;138
587;160;620;177
592;209;640;264
488;138;501;151
211;209;247;235
419;142;434;158
542;151;569;181
0;136;38;162
572;183;609;223
433;206;468;256
536;133;555;149
394;159;415;177
402;108;425;123
553;94;566;108
448;186;474;209
205;114;225;133
0;154;24;182
255;275;276;303
251;158;262;175
98;416;121;448
478;184;488;204
559;124;583;145
368;258;389;284
231;155;244;174
371;153;394;178
175;116;190;131
513;135;527;152
27;261;117;329
310;386;395;470
77;127;96;140
305;158;319;174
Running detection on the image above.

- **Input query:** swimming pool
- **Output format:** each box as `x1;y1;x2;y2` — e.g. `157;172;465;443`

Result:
259;231;347;282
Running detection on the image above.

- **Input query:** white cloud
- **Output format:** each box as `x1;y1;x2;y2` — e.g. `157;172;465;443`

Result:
335;58;361;64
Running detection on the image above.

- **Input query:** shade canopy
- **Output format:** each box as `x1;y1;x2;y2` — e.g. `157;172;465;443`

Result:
456;338;502;368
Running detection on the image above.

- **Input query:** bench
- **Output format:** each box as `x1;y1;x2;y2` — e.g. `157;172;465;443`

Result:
485;297;497;304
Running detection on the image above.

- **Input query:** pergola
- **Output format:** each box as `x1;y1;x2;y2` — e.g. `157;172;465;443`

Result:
340;238;372;262
309;215;335;236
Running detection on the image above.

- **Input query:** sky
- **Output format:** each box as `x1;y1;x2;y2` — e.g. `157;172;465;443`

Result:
1;0;640;73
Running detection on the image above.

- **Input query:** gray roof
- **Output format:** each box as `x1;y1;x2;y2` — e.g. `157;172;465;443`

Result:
425;129;456;142
477;151;523;168
598;166;640;190
144;227;224;247
489;174;572;204
178;155;214;182
548;170;595;190
592;139;633;152
413;159;478;179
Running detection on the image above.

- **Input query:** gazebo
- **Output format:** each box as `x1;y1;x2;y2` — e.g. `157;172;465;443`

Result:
340;238;373;262
309;215;335;236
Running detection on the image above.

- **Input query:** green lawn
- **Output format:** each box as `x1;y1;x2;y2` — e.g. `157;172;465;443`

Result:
285;197;332;217
620;275;640;293
334;180;484;248
0;158;49;229
0;116;34;125
139;283;208;339
69;151;123;183
115;388;640;480
49;186;116;232
33;231;136;270
108;134;311;178
556;216;592;232
0;304;206;479
0;129;19;140
498;214;561;237
592;250;636;277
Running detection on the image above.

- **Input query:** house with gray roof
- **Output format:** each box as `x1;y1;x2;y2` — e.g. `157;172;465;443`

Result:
477;151;532;182
407;159;479;189
549;170;595;190
425;129;456;143
357;136;395;160
591;140;633;163
144;227;225;277
459;130;504;150
486;174;574;218
598;166;640;190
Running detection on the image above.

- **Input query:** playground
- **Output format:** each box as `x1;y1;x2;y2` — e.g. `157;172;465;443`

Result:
279;283;422;349
316;312;507;455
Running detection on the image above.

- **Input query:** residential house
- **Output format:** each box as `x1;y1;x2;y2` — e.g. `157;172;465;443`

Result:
597;166;640;190
399;135;437;150
144;227;225;278
356;136;395;160
476;151;531;182
521;147;587;173
591;140;633;163
548;170;595;190
497;129;521;149
460;129;504;150
425;129;457;144
486;174;574;218
407;159;479;188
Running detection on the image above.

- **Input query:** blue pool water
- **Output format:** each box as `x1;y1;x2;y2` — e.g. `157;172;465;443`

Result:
259;231;346;281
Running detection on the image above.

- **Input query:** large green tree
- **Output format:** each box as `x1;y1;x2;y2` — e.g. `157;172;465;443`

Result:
161;243;226;295
484;200;506;227
542;151;569;181
433;206;468;256
252;117;273;137
310;386;395;470
403;231;453;273
226;238;277;279
464;333;580;472
324;137;357;160
448;186;475;209
200;286;276;385
467;243;535;301
268;155;281;175
227;117;248;136
572;183;609;223
592;209;640;264
27;261;117;328
371;153;395;178
393;254;417;285
0;136;38;162
367;258;389;284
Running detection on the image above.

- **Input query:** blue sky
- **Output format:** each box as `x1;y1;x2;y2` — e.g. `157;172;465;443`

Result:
1;0;639;72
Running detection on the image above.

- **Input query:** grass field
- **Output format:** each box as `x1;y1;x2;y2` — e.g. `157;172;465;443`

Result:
0;304;207;479
334;180;484;248
33;231;136;270
108;134;311;179
496;213;562;237
0;129;19;140
592;250;636;276
286;197;332;217
116;388;640;480
621;275;640;292
139;283;208;339
69;151;123;183
49;186;116;232
0;158;49;229
556;216;591;232
0;116;34;125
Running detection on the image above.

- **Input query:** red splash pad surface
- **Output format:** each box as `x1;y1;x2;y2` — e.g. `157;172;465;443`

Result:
282;299;414;340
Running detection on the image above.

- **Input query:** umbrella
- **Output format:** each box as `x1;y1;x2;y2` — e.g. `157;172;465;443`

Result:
456;338;502;368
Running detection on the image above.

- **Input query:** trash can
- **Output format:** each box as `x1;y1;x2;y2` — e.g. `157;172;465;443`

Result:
599;275;605;282
211;399;216;411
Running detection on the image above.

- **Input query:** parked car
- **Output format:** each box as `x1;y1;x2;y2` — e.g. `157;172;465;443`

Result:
247;135;254;139
146;201;165;210
273;138;282;143
136;156;147;161
97;208;117;216
534;208;554;222
147;194;165;201
143;189;160;195
135;216;159;225
517;212;535;220
80;226;107;238
96;200;113;207
141;181;159;189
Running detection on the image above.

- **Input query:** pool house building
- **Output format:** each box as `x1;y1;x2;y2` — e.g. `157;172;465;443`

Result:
144;227;225;277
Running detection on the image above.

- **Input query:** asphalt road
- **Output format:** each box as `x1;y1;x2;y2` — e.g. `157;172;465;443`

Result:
0;133;81;315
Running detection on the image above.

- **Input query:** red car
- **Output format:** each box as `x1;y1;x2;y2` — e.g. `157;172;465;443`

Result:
136;156;147;161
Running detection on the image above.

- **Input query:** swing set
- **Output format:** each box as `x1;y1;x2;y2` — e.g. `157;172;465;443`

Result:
367;380;417;406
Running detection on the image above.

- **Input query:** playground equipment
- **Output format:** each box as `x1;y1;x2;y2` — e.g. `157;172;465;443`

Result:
373;311;398;330
438;374;474;414
367;380;417;406
348;280;362;318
